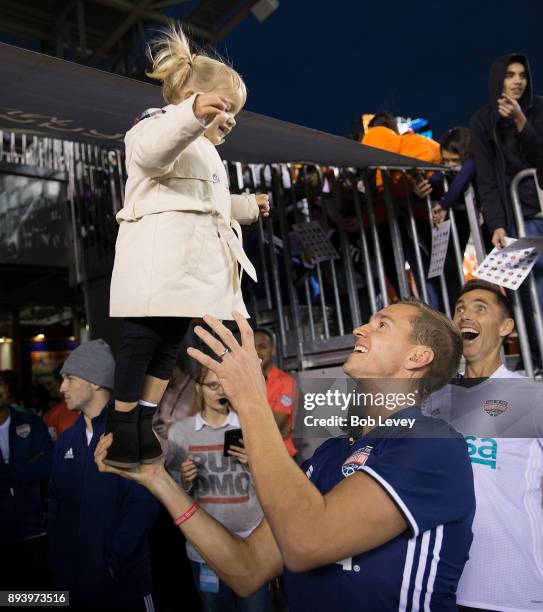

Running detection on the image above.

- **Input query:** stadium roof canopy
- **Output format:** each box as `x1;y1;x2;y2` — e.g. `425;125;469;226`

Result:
1;43;441;169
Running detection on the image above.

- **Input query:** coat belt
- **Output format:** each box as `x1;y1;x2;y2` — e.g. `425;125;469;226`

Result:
214;213;258;284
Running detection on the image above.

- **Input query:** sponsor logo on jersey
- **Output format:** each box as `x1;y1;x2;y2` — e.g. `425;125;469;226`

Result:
342;445;373;477
15;424;31;438
465;436;498;469
483;399;508;417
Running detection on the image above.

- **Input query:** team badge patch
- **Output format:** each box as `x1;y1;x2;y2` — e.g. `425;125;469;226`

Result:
280;394;293;407
15;424;31;438
483;399;508;417
342;445;373;477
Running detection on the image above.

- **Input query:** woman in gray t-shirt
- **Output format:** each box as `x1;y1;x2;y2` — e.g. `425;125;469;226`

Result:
166;366;271;612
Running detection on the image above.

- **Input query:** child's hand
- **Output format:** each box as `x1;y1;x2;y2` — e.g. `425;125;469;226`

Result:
180;456;198;487
256;194;270;217
193;93;229;125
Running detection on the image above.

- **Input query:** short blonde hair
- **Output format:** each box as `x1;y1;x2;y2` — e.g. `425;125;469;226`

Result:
398;299;463;399
146;23;247;105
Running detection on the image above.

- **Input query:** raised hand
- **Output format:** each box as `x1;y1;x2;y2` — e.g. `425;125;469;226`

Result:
187;312;268;419
193;93;229;126
498;94;527;131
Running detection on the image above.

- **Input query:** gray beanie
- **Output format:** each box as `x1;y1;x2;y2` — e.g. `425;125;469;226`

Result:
60;339;115;390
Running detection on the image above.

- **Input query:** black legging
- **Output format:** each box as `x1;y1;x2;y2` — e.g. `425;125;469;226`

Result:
114;317;192;403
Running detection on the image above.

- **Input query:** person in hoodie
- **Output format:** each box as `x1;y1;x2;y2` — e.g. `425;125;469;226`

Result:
48;340;159;612
470;54;543;305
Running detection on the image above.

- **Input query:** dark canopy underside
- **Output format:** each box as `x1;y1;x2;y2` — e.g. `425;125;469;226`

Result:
1;43;441;169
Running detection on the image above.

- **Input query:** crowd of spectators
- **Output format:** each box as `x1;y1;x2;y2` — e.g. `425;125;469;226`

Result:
243;52;541;362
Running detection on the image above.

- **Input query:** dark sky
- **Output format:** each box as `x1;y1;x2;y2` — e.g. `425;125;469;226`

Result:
220;0;543;139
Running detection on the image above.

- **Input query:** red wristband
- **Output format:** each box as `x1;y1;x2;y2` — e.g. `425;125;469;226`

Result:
174;503;200;526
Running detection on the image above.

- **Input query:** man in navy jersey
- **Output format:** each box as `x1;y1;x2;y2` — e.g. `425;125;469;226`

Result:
96;300;475;612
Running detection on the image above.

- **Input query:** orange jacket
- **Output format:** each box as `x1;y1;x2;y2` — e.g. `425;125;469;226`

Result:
361;127;440;218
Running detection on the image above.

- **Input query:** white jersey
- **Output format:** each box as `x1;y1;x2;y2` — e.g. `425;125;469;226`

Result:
425;365;543;611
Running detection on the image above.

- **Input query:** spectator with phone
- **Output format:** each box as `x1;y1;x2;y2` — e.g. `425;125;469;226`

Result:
165;366;272;612
470;54;543;306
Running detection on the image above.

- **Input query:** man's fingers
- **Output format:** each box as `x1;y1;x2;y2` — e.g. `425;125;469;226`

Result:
201;315;239;353
232;311;255;348
194;324;229;357
186;346;221;371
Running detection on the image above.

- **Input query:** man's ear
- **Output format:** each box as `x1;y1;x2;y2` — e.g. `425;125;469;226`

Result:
499;317;514;338
404;345;434;371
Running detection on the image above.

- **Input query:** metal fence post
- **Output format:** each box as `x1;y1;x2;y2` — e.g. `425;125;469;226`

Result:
382;170;410;298
350;172;377;315
402;173;429;304
272;165;305;368
510;169;543;365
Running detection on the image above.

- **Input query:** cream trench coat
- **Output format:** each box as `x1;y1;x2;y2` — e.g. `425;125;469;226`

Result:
109;94;260;320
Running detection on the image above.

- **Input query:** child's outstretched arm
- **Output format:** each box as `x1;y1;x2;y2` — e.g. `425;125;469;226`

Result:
231;193;270;225
128;93;228;176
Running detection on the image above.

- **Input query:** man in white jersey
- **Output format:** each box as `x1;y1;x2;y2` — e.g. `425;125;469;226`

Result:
425;279;543;612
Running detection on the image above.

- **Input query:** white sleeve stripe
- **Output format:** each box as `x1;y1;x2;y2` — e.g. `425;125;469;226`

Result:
359;465;420;537
423;524;443;612
399;536;417;612
411;529;431;612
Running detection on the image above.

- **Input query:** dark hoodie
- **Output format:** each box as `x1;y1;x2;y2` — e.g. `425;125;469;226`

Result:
470;53;543;234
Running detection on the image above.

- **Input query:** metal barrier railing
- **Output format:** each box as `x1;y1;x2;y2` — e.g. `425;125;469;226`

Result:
241;163;542;373
2;129;541;375
0;131;125;285
510;168;543;372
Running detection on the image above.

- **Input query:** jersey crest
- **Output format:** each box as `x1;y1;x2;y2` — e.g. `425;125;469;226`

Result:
483;399;508;417
342;445;373;477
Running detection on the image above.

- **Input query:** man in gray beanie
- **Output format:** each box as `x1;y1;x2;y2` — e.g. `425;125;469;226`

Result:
60;339;115;391
49;339;158;611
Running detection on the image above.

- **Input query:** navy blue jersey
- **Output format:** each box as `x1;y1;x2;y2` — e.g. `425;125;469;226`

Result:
284;407;475;612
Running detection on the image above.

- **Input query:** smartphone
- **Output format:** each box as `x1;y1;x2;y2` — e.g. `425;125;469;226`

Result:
223;428;243;457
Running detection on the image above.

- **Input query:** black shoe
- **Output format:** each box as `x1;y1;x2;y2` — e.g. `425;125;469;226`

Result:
104;408;139;469
138;405;163;464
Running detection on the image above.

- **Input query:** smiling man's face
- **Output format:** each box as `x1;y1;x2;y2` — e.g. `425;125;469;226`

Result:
343;303;422;380
453;289;513;365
